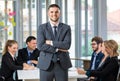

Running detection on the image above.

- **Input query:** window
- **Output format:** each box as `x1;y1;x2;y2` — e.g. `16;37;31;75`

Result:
107;0;120;52
0;0;16;64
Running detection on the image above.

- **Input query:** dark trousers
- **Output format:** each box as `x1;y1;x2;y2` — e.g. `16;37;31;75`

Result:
0;76;5;81
40;61;68;81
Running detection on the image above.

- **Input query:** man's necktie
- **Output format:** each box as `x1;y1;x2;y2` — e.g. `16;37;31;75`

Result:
53;26;58;40
28;52;32;60
27;52;33;65
52;26;58;62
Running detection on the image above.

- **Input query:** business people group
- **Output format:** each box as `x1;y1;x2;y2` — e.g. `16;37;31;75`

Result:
77;40;119;81
0;3;119;81
0;40;35;81
37;4;72;81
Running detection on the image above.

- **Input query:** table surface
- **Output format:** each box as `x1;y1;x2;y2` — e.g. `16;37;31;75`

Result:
17;68;87;80
70;56;91;61
71;55;120;62
79;56;91;60
79;56;120;61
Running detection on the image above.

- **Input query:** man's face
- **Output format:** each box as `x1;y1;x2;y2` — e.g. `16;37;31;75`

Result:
91;41;99;51
48;7;60;22
27;40;37;50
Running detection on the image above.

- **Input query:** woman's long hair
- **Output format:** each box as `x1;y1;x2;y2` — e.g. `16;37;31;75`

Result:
2;40;17;55
104;40;119;57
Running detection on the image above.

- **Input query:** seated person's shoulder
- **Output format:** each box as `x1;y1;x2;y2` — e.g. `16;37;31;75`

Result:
98;52;104;56
18;48;27;53
34;48;40;53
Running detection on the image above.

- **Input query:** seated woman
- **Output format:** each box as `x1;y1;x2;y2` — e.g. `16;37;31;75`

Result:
0;40;35;81
77;40;119;81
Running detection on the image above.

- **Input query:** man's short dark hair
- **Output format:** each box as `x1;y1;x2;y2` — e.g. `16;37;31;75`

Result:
26;36;36;44
91;36;103;44
48;4;60;10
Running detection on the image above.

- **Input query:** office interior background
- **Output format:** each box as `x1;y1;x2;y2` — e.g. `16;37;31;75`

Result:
0;0;120;67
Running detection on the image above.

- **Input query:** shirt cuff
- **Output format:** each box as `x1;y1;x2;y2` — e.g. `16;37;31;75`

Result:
27;60;32;64
56;48;58;52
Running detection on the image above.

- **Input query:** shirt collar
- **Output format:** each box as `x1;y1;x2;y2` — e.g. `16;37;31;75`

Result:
27;47;33;53
8;51;15;59
93;52;98;56
49;21;59;27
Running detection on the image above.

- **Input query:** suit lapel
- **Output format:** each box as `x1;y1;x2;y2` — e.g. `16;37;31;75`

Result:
47;23;55;40
7;52;15;62
57;23;63;40
25;48;29;59
46;22;63;40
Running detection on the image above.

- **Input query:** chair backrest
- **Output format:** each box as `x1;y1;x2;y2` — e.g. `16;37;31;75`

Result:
116;62;120;81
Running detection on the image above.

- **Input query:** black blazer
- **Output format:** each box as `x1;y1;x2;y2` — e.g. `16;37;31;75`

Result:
17;48;40;66
0;52;23;81
89;51;104;70
88;56;119;81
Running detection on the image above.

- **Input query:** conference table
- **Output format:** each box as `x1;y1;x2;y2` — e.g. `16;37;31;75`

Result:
71;57;91;70
79;56;91;70
17;68;87;81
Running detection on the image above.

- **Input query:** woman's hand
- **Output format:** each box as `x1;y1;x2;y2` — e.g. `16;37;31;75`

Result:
77;68;86;74
23;63;35;70
31;60;38;64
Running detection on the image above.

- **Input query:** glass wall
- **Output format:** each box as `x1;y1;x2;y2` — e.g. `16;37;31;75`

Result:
107;0;120;52
0;0;16;64
22;0;37;46
0;0;16;52
67;0;75;61
81;0;93;56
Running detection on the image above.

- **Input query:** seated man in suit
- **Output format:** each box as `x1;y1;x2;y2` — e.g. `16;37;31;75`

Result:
88;36;104;70
17;36;40;67
77;36;104;81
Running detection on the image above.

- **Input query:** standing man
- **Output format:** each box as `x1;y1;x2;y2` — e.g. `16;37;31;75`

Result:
17;36;40;67
37;4;72;81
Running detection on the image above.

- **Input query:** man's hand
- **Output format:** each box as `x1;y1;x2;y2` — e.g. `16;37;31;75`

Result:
23;63;35;70
45;40;52;45
45;40;68;52
58;49;68;52
23;63;30;67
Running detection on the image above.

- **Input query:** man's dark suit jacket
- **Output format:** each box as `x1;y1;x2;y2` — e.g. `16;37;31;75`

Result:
17;48;40;66
37;22;72;70
0;52;23;81
89;51;104;70
87;56;119;81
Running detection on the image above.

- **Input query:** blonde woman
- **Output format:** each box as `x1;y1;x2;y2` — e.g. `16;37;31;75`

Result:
0;40;34;81
77;40;119;81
